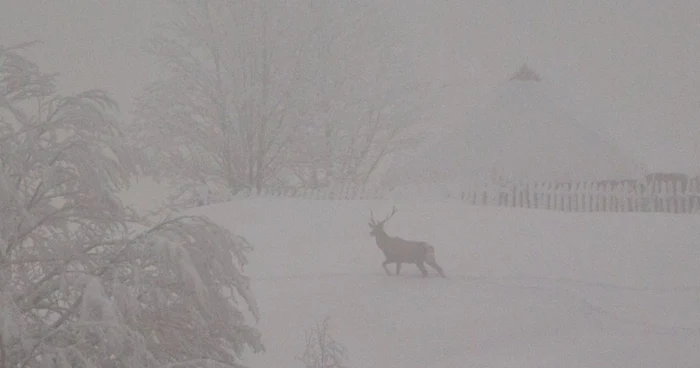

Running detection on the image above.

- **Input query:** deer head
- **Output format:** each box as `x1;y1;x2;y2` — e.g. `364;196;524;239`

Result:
368;206;398;236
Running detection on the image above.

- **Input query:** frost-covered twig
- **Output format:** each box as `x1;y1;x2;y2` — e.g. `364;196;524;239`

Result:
297;317;349;368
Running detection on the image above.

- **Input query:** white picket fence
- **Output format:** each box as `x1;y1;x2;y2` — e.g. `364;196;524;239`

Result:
233;179;700;214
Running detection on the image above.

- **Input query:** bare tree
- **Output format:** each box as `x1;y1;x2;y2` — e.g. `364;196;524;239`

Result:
130;0;335;200
0;42;263;367
129;0;439;204
288;79;436;189
297;317;349;368
285;3;441;189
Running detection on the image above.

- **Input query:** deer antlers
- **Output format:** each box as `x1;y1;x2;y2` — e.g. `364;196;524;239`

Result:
369;206;398;226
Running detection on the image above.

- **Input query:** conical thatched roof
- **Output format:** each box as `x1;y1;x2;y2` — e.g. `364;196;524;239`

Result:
381;65;645;188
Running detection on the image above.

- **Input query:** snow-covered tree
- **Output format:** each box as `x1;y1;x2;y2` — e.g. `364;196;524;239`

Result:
0;42;263;367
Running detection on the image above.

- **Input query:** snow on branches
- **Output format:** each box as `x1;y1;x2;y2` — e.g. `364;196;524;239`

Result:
0;43;263;367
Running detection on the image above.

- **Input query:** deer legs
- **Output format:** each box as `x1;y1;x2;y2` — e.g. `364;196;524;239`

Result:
382;260;403;276
416;262;428;277
426;260;446;278
384;259;443;277
382;260;392;275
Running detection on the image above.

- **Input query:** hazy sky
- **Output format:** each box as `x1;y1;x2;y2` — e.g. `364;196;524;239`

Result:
2;0;699;173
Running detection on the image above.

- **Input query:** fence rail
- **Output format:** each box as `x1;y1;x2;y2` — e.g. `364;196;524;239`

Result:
233;179;700;214
450;180;700;213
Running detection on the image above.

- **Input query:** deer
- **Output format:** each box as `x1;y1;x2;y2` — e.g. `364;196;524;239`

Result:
368;206;446;278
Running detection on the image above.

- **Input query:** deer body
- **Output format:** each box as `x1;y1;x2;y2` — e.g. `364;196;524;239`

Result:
368;207;446;278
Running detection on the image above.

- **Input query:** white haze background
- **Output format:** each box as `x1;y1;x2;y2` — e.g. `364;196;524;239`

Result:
2;0;700;173
2;1;700;367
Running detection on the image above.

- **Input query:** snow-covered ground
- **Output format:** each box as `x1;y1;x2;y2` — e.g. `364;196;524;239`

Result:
186;198;700;368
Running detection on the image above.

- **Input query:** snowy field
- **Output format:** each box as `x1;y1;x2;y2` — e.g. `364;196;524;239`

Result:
185;198;700;368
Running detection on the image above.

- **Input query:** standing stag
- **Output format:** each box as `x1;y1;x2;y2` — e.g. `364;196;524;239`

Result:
368;206;446;278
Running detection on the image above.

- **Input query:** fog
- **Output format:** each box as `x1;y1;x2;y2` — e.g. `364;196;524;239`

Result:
3;0;699;172
2;1;700;367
